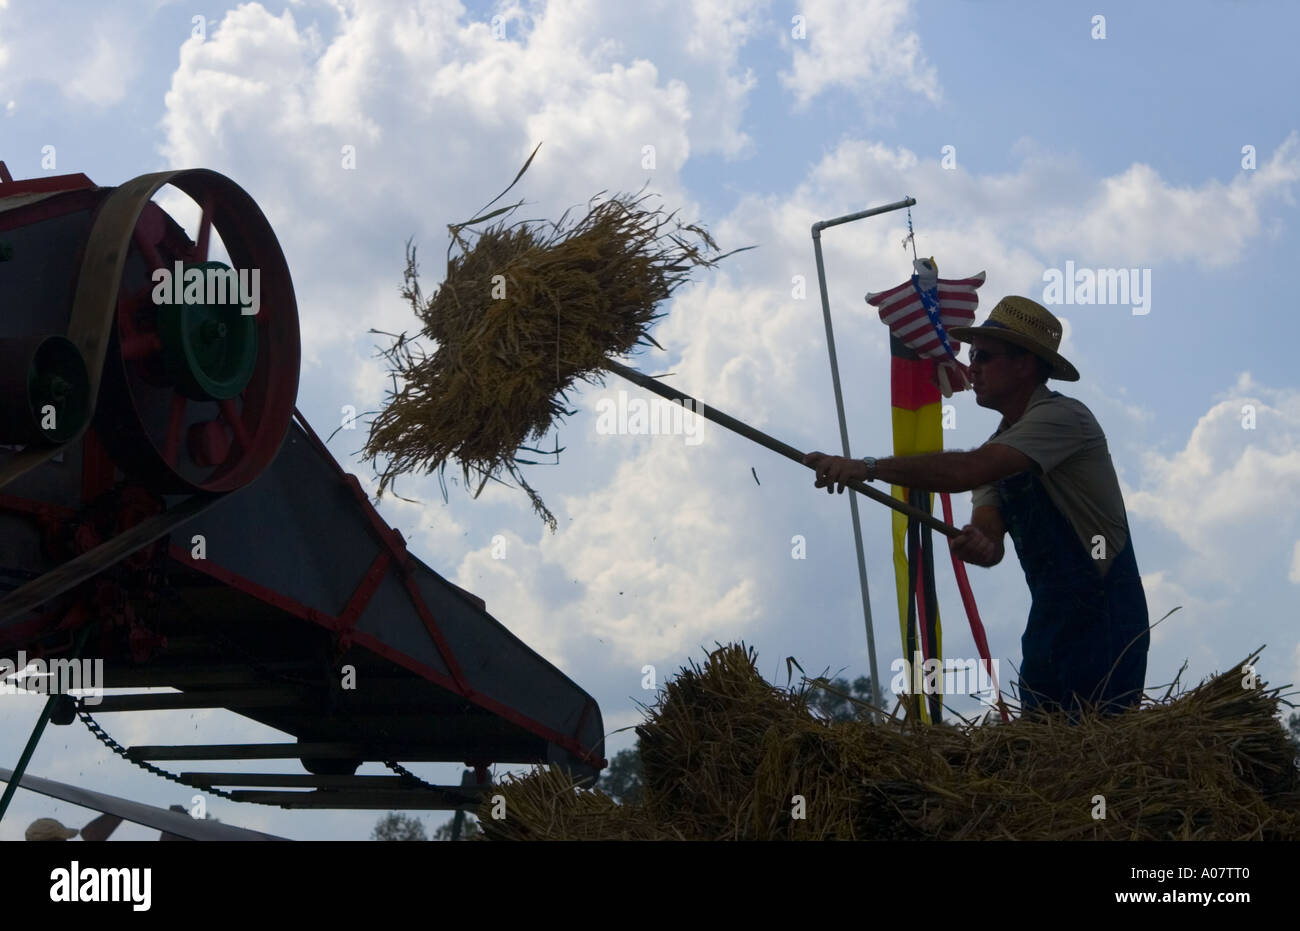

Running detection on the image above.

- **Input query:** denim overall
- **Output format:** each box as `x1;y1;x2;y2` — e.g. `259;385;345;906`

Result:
996;469;1150;718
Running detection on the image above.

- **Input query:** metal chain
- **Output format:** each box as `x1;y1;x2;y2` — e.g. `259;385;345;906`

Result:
903;201;918;260
383;760;439;789
213;625;432;789
87;595;449;804
78;702;450;807
75;700;254;803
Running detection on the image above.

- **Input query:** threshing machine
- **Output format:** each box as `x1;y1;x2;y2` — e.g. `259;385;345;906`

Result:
0;162;605;813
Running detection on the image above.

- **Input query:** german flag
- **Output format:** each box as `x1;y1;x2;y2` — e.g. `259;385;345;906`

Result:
889;335;944;723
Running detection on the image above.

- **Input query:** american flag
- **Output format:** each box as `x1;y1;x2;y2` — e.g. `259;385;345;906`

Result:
866;261;985;395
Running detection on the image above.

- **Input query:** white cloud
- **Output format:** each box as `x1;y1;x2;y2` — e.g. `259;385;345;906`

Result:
779;0;940;110
448;436;764;668
1126;374;1300;586
515;0;764;159
1288;541;1300;584
1033;132;1300;268
1138;571;1220;651
0;4;139;105
158;0;716;373
679;0;763;158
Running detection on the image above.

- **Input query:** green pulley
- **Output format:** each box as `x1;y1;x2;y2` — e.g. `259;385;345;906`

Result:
0;335;91;444
156;260;259;401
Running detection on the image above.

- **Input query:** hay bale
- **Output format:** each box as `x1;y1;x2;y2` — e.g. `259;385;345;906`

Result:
637;644;805;838
478;643;1300;840
476;766;681;842
363;144;744;529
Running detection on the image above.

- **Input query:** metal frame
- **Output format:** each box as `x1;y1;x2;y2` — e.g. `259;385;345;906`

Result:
0;162;606;822
810;197;918;722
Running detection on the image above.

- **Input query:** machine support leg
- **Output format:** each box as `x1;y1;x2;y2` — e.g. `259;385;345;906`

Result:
0;624;94;824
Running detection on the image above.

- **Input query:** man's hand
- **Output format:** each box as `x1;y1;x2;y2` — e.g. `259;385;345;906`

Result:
802;452;869;494
950;523;1001;566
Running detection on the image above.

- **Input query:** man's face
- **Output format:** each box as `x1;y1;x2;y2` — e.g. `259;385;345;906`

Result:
967;335;1031;410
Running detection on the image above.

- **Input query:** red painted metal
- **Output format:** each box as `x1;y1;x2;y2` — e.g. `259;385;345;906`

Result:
289;412;476;691
285;413;568;740
218;399;252;454
0;170;95;198
162;393;187;466
347;629;605;771
120;332;162;363
339;470;410;562
0;187;102;234
187;419;232;468
2;484;602;764
337;551;390;630
0;494;75;523
400;571;471;696
80;429;117;503
298;438;478;695
290;412;487;614
1;445;606;770
168;542;335;629
165;542;606;770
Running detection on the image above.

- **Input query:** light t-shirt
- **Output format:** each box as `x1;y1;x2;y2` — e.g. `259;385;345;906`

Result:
970;384;1130;578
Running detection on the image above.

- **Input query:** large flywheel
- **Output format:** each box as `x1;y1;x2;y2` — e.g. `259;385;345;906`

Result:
91;170;300;492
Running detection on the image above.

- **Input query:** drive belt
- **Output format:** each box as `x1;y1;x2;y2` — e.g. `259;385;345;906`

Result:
0;170;193;491
0;492;223;625
0;170;231;626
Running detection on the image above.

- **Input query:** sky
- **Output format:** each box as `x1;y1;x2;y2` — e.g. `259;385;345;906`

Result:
0;0;1296;840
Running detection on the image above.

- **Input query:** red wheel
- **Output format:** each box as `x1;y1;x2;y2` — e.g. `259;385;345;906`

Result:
92;170;300;493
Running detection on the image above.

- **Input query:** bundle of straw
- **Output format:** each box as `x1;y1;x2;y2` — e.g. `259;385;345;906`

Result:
363;144;745;529
478;643;1300;841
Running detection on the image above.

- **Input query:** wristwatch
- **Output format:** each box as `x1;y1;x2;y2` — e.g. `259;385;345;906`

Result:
860;456;878;481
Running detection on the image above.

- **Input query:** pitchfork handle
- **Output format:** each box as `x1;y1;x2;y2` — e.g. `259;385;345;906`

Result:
605;360;960;538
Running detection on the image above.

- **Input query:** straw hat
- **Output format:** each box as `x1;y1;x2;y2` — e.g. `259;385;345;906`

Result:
26;818;78;841
948;296;1079;381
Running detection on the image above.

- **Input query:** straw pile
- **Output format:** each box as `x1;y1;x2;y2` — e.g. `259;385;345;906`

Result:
478;644;1300;840
363;145;743;529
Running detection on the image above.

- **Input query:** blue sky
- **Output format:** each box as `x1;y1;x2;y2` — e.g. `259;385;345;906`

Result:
0;0;1297;840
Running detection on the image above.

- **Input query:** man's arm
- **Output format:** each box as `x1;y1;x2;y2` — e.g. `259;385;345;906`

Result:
951;505;1006;567
803;443;1035;494
873;443;1034;491
78;813;123;842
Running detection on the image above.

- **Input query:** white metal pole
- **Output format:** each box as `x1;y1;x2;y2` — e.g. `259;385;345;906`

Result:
810;196;916;722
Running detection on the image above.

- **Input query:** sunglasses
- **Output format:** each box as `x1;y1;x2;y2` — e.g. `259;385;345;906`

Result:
969;348;1022;365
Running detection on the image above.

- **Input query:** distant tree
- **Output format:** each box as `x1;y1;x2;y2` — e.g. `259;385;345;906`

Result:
597;743;644;805
432;813;479;840
371;812;427;841
807;675;886;722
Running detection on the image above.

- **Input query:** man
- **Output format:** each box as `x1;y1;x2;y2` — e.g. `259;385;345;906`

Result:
24;813;122;840
25;817;79;841
803;296;1149;717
